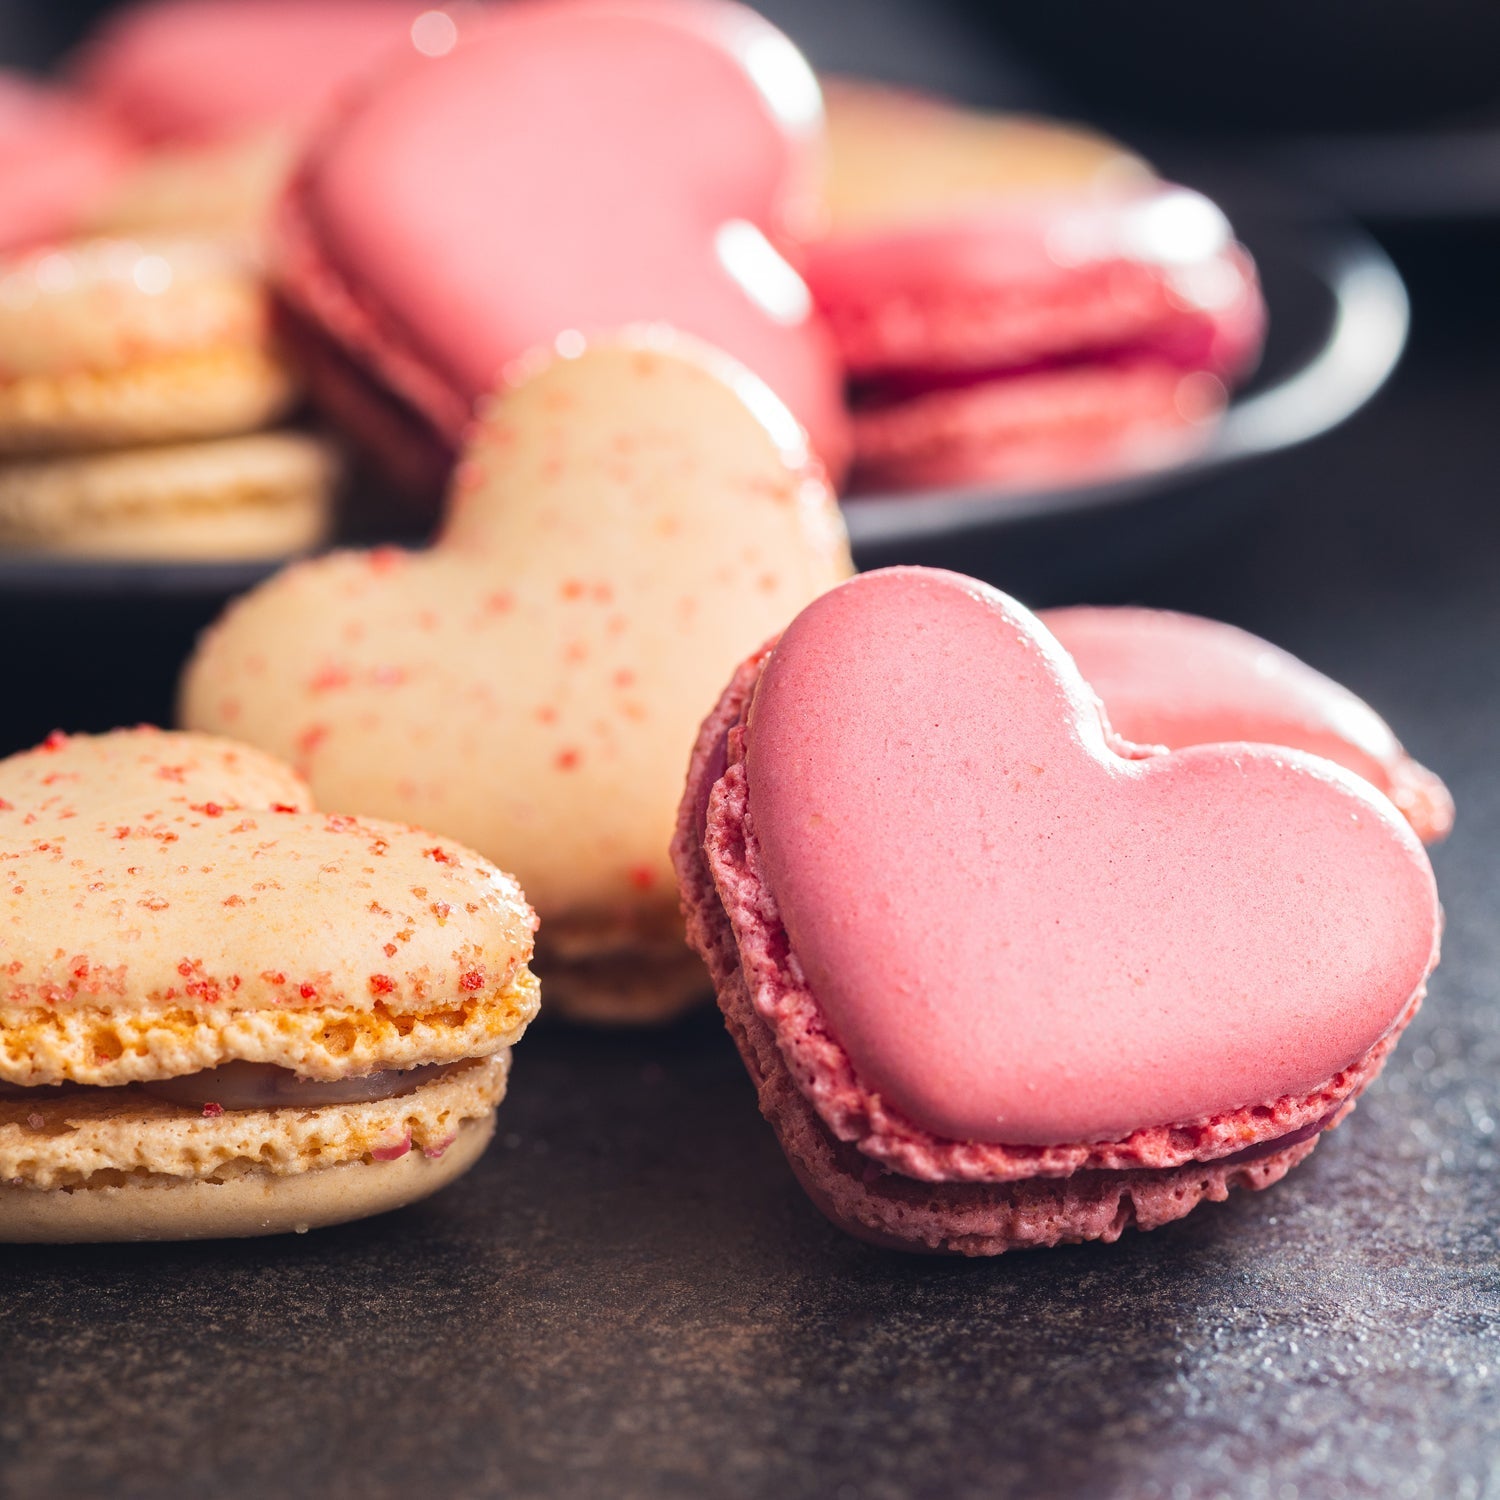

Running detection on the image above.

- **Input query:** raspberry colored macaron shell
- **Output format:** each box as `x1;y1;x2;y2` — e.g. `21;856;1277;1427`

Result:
1042;605;1454;845
73;0;426;144
0;74;133;252
807;188;1264;382
742;569;1439;1149
276;0;849;476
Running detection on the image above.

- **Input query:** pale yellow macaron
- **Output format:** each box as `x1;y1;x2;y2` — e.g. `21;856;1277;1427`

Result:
0;727;539;1242
821;77;1153;236
181;330;854;1024
0;234;297;455
83;131;293;248
0;429;337;560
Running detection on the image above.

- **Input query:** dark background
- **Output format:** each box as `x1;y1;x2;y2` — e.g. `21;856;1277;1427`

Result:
3;4;1499;1498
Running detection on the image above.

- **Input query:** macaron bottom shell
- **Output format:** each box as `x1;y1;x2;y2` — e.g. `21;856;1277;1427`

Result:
0;1057;505;1243
0;1111;495;1244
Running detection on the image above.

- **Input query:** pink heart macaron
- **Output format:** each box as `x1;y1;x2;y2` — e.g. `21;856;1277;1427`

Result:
805;180;1265;494
1041;605;1454;845
71;0;428;242
673;567;1442;1255
274;0;850;495
0;72;134;254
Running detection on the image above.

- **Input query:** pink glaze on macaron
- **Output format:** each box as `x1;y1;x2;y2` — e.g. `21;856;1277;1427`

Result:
1042;605;1454;845
0;73;134;252
275;0;849;478
672;568;1442;1253
72;0;424;145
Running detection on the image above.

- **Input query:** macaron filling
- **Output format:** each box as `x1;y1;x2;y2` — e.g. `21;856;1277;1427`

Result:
0;1060;459;1109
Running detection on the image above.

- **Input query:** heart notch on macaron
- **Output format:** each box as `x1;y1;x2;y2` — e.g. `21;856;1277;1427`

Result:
181;327;853;1023
674;567;1442;1255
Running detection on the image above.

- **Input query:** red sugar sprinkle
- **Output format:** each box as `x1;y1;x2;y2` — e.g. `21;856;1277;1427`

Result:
295;725;329;760
223;895;244;907
309;665;351;694
191;802;225;817
271;803;298;815
201;1102;224;1119
423;847;454;864
113;826;132;840
431;901;451;920
369;974;396;996
555;748;581;771
459;969;485;991
298;983;317;1000
177;960;197;979
383;943;398;958
155;764;186;783
484;591;514;615
560;579;586;600
261;971;286;985
137;897;169;911
369;547;403;574
0;799;11;811
371;1131;412;1162
627;865;657;893
40;731;67;752
535;706;558;726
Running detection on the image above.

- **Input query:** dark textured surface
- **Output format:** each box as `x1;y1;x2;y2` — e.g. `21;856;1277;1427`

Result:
5;9;1500;1499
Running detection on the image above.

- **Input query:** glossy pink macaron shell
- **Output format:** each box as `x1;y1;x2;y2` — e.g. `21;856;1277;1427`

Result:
0;73;134;251
1043;605;1455;845
806;185;1267;381
742;568;1440;1149
72;0;425;144
276;0;850;479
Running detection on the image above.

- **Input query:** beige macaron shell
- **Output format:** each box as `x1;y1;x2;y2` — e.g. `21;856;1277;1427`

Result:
0;235;295;453
822;77;1154;236
84;131;294;247
0;727;538;1087
179;333;853;927
0;431;337;560
1;1053;506;1190
0;1112;495;1243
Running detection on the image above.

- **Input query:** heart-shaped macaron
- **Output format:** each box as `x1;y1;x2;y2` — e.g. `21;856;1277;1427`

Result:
275;0;849;483
181;330;852;1021
0;726;537;1242
676;568;1442;1252
741;568;1439;1147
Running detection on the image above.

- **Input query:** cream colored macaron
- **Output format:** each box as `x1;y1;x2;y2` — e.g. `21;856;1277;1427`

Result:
0;234;297;455
821;77;1153;236
0;727;539;1242
0;429;337;560
181;330;854;1024
83;130;294;249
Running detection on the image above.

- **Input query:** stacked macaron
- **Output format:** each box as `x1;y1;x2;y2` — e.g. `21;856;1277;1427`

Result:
674;569;1444;1254
806;80;1266;494
0;233;336;558
0;727;538;1242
